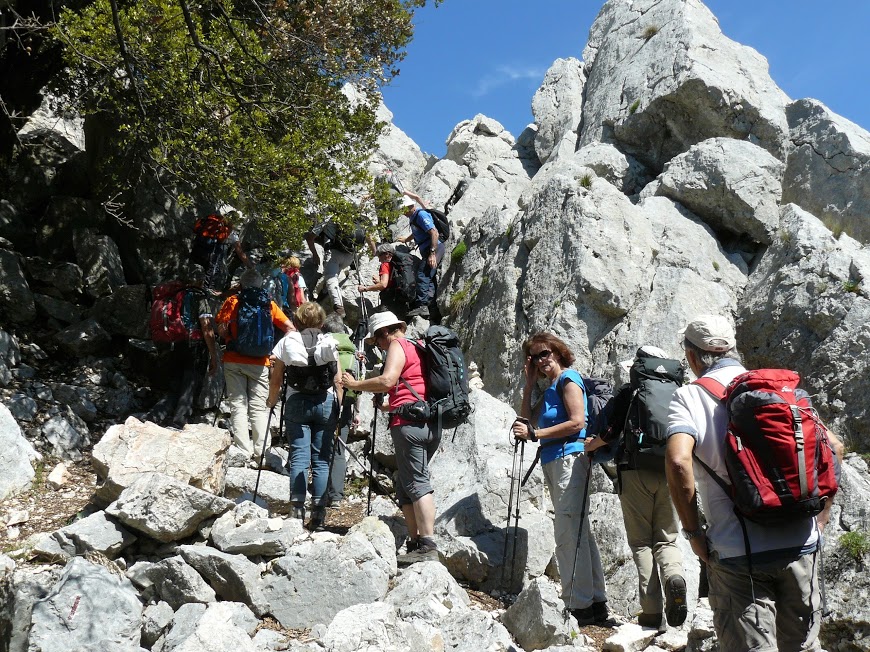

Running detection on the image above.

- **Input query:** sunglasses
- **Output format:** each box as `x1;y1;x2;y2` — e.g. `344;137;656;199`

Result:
530;349;553;364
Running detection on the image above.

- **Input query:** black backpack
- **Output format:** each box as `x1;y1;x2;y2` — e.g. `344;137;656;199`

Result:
382;251;417;308
413;208;449;242
399;326;471;436
285;328;336;395
621;355;684;470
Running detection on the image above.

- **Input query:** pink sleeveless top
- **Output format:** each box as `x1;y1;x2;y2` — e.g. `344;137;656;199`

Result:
389;338;427;426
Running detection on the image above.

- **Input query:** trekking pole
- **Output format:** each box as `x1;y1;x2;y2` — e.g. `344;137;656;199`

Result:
366;399;380;516
252;406;275;507
333;432;401;509
501;431;525;590
565;452;595;620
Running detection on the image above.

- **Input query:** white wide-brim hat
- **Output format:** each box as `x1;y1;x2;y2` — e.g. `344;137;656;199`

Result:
365;311;407;344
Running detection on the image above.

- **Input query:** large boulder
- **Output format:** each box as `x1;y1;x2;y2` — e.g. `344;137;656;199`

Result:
41;405;91;461
33;511;136;561
72;229;126;299
579;0;789;172
176;546;268;616
106;472;235;542
649;137;785;245
738;204;870;449
0;249;36;323
54;318;113;357
259;517;395;628
0;403;39;500
531;57;586;165
92;416;231;503
442;163;747;404
89;284;149;338
210;502;304;557
431;390;555;592
782;98;870;245
27;557;142;652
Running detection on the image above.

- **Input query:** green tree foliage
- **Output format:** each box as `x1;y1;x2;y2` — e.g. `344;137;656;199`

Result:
51;0;435;249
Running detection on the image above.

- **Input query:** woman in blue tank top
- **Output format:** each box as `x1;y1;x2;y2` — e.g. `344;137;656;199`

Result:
512;332;610;626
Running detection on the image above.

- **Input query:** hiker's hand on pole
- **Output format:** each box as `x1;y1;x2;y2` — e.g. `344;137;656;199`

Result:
511;419;530;441
584;436;605;453
340;371;356;389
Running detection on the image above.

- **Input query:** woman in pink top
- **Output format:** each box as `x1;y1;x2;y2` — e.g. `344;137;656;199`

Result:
340;311;440;566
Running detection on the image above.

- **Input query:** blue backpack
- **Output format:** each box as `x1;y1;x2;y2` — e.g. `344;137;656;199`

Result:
265;269;290;309
231;288;274;357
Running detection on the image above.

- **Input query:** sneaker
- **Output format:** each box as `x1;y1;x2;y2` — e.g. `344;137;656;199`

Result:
665;575;688;627
397;542;438;566
638;612;665;631
570;606;596;626
405;305;429;318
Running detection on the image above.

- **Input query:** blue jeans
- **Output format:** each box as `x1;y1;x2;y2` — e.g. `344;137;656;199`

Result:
286;392;338;507
414;241;445;307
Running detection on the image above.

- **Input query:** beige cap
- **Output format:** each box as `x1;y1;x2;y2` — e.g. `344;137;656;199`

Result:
680;315;736;352
401;196;416;208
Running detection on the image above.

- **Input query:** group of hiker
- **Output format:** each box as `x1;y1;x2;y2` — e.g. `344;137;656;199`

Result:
147;185;848;650
147;186;454;545
512;317;845;651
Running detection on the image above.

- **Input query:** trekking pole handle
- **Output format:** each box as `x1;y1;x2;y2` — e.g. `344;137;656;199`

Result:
512;417;538;442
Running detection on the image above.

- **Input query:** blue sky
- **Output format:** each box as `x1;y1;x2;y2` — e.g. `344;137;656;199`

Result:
380;1;870;157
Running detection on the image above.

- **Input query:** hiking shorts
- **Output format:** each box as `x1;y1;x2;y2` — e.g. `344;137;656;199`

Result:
391;422;440;505
707;549;822;652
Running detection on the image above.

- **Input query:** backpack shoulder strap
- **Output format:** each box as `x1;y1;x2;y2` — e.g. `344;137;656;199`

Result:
693;376;727;401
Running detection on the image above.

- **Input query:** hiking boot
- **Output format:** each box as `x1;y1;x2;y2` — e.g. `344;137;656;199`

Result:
308;508;326;532
592;601;617;627
406;305;429;318
570;606;596;626
397;540;438;566
290;503;305;521
665;575;688;627
334;305;346;318
638;612;665;631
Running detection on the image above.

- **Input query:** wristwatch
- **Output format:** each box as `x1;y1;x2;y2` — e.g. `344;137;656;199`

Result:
681;527;705;540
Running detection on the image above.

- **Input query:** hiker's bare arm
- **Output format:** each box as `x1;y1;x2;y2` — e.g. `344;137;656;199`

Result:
397;233;413;244
267;359;285;408
360;272;390;293
305;232;320;265
341;340;405;392
403;190;429;209
818;427;845;531
427;228;438;263
199;316;218;376
334;368;343;404
233;241;253;269
667;433;708;561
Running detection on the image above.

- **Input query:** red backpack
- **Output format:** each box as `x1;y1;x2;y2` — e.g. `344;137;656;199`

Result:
149;281;204;344
694;369;840;526
283;268;305;312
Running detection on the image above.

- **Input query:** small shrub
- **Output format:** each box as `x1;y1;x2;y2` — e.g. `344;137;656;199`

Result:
505;224;513;239
629;99;640;115
450;241;467;263
779;230;793;246
840;531;870;560
579;174;592;189
642;25;659;41
843;279;861;294
712;261;720;272
448;281;471;313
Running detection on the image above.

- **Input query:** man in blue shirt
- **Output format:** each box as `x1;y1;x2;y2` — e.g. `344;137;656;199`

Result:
398;191;445;319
